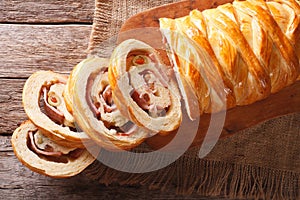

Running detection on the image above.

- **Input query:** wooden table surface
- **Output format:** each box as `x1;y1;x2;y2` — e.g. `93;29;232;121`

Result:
0;1;226;199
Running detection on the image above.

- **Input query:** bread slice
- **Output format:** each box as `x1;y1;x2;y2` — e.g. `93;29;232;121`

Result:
22;71;91;148
72;56;149;150
11;121;95;178
108;39;182;135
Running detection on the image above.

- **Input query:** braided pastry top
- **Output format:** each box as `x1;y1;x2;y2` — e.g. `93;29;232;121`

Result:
160;0;300;119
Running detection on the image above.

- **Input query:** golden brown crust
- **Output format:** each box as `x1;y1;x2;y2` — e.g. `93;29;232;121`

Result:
177;13;237;108
234;0;299;90
64;61;83;115
64;74;75;115
160;0;300;118
11;121;95;178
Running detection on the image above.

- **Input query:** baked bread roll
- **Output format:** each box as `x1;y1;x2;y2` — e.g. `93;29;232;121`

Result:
22;71;91;148
11;121;95;178
108;39;182;135
160;0;300;119
72;57;149;150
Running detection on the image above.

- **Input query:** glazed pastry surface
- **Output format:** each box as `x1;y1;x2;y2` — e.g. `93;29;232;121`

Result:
160;0;300;119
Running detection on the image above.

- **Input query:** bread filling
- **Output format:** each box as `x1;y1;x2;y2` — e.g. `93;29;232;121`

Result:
86;69;138;137
41;83;76;129
27;130;83;163
100;85;117;113
127;54;172;118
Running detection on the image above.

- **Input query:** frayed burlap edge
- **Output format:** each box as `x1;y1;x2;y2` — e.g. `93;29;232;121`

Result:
84;0;300;199
83;114;300;199
84;156;299;199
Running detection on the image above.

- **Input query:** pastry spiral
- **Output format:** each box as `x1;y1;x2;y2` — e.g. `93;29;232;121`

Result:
11;121;95;178
160;0;300;119
108;39;182;135
72;57;149;150
22;71;91;148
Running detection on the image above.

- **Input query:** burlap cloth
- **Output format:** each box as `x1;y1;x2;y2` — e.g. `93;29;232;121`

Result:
84;0;300;199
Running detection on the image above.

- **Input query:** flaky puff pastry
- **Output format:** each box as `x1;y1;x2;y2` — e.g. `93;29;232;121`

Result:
108;39;182;135
22;71;91;148
11;121;95;178
160;0;300;119
72;57;149;150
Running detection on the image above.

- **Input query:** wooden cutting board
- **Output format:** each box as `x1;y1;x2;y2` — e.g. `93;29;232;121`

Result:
118;0;300;150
